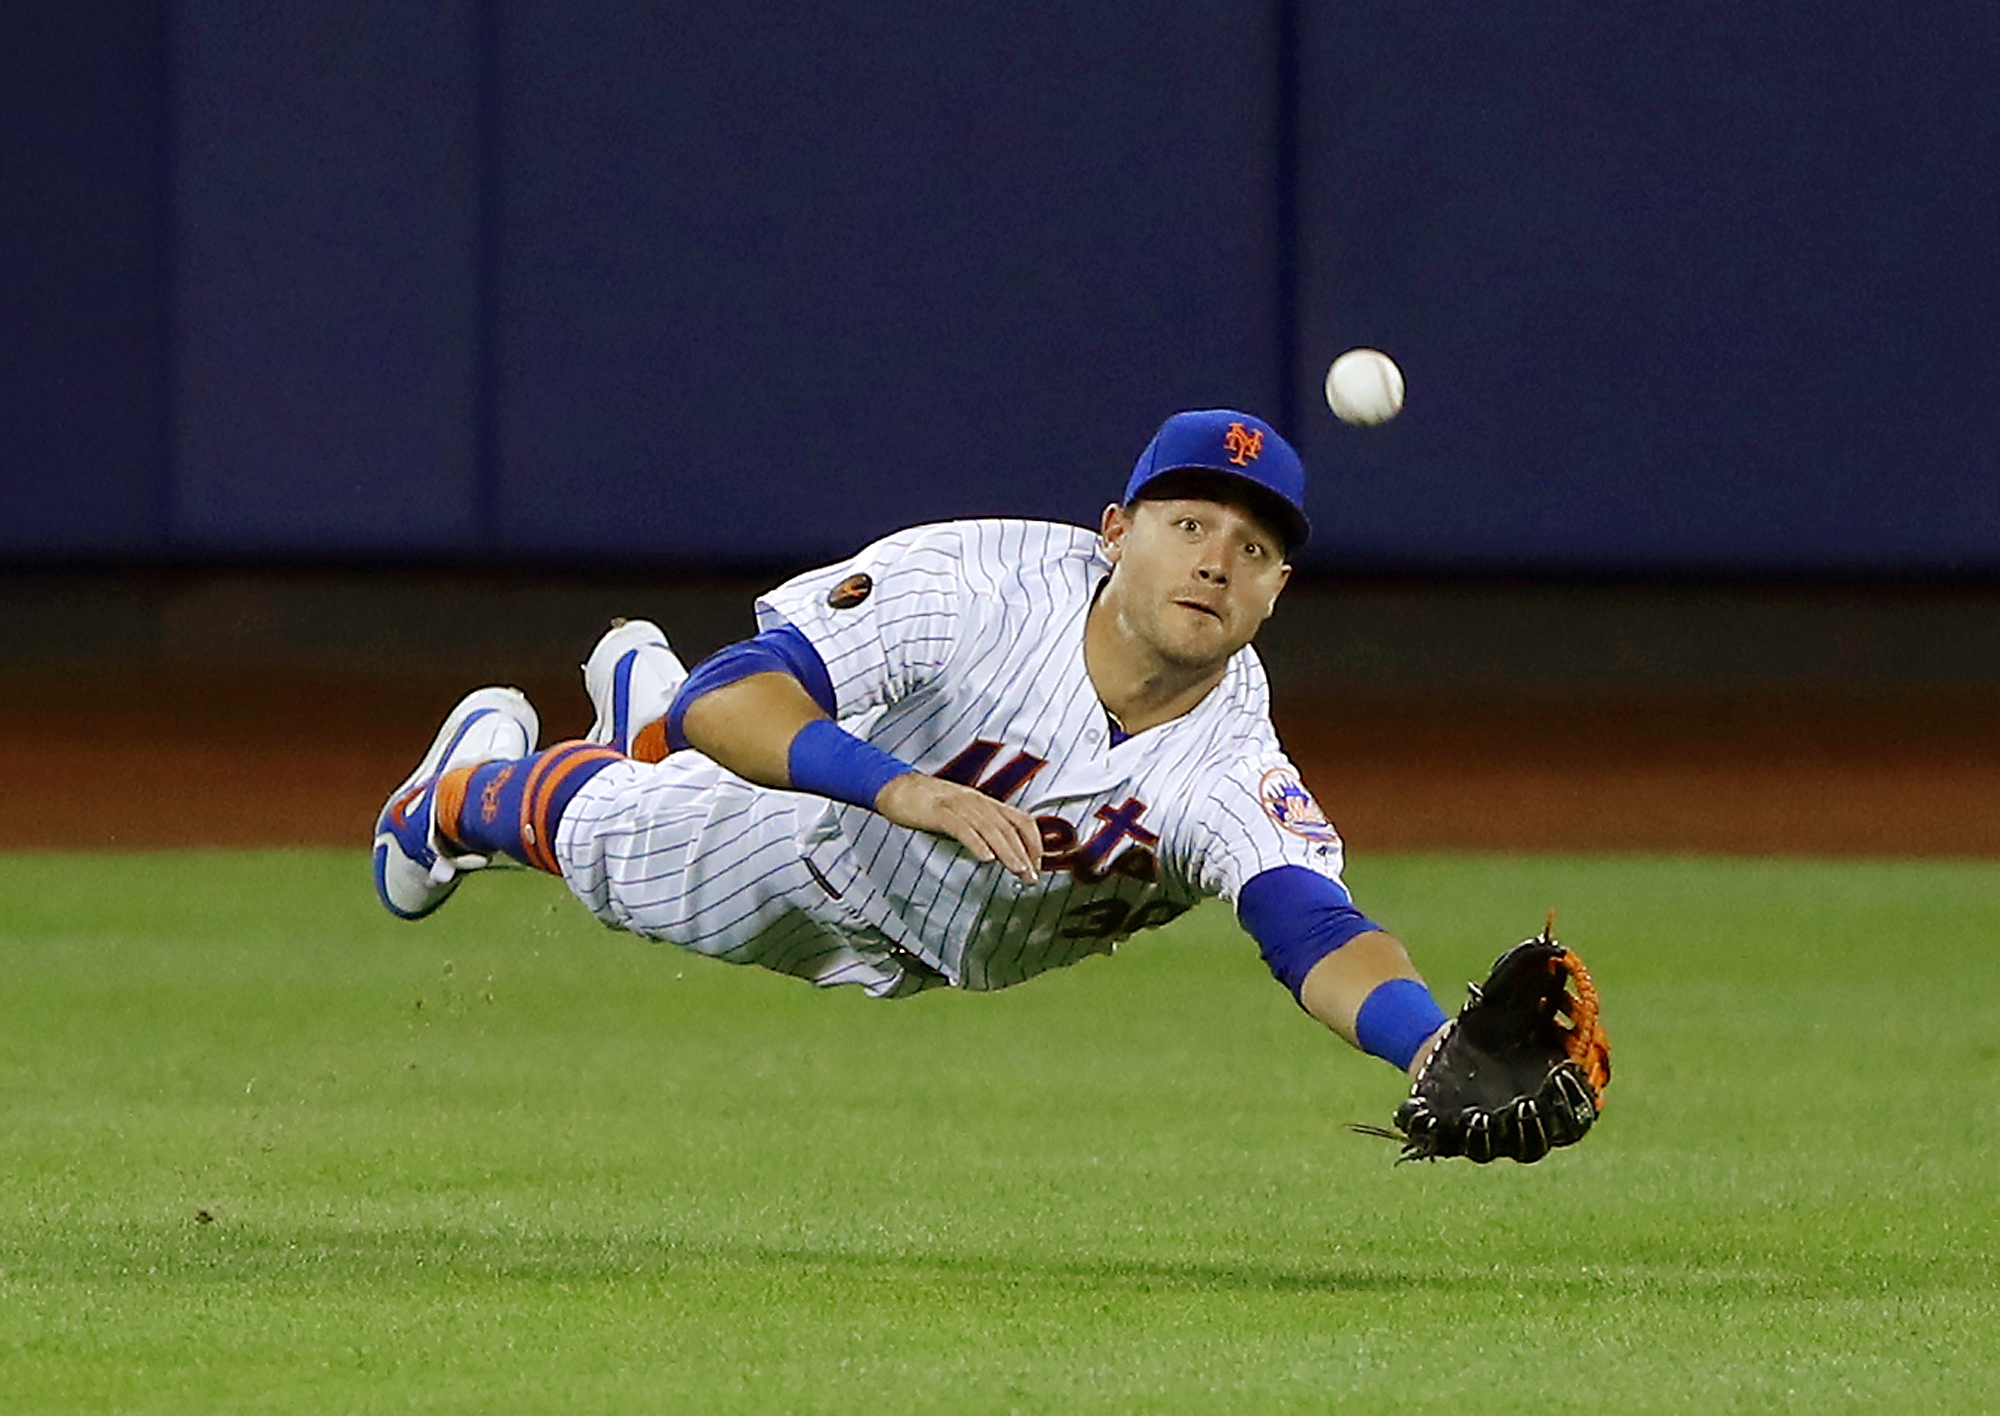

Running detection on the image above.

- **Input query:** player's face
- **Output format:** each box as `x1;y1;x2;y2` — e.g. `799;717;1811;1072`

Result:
1098;494;1292;670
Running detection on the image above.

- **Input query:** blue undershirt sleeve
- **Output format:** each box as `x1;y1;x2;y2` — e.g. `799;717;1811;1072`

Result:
666;622;838;752
1235;864;1382;1004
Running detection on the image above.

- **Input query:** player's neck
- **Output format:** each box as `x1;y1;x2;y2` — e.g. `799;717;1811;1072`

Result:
1082;601;1228;735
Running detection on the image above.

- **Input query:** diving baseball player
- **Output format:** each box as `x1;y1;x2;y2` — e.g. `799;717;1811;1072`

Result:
374;410;1457;1080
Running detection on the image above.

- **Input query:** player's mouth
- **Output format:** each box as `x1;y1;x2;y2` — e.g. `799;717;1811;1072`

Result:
1172;596;1224;621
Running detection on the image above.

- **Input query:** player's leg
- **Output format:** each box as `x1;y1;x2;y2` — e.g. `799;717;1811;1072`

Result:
431;740;628;875
581;618;686;762
397;614;683;884
552;753;932;995
373;686;629;918
373;618;683;913
377;626;931;996
372;687;540;919
568;618;943;993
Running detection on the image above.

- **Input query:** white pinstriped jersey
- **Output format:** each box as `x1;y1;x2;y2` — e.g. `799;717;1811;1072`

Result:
556;518;1351;996
761;518;1349;987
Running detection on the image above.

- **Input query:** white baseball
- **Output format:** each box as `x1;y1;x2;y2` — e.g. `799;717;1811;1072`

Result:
1324;348;1405;425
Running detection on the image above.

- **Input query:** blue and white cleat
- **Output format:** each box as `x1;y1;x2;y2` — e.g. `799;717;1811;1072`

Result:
583;618;687;760
372;686;540;919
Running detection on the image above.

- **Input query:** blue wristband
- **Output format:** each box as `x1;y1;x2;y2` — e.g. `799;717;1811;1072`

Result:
787;718;915;808
1354;978;1449;1071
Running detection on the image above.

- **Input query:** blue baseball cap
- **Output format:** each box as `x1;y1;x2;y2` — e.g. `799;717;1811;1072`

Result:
1122;409;1311;549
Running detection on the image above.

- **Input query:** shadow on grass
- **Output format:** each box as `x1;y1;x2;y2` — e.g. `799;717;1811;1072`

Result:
734;1242;1435;1296
71;1213;1914;1306
95;1217;1447;1295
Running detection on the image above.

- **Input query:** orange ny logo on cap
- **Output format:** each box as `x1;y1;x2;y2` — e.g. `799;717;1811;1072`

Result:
1223;422;1263;466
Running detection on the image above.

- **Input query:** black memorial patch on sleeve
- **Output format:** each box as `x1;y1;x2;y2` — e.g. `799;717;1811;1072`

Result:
827;573;874;609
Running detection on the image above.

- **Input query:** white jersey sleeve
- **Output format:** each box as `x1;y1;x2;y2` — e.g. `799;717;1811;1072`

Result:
1178;748;1352;907
753;522;967;721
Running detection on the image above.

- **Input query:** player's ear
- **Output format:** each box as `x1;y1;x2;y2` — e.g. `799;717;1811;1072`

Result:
1264;563;1292;618
1099;502;1131;560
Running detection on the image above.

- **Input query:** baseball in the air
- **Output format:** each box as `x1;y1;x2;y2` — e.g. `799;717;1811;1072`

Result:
1324;348;1405;425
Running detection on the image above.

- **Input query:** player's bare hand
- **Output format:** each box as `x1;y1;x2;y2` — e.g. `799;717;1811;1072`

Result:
874;773;1043;883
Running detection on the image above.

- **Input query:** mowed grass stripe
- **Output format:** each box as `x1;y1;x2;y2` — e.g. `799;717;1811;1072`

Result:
1;850;1994;1413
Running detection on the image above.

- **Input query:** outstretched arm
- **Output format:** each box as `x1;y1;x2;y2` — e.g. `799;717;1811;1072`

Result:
1236;865;1450;1074
1297;932;1450;1078
678;668;1044;884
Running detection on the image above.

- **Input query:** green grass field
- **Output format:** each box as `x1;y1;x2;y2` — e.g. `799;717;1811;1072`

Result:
4;849;1996;1413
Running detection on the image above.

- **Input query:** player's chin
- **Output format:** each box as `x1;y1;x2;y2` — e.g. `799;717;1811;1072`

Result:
1158;612;1247;665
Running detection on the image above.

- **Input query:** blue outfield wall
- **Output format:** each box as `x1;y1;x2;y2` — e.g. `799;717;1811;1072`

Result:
1;1;170;553
4;2;1997;573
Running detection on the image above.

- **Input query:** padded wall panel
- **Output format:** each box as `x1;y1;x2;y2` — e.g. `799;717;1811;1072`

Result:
172;3;482;552
491;1;1283;562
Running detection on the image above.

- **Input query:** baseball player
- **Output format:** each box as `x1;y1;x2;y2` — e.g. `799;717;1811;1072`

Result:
374;410;1457;1083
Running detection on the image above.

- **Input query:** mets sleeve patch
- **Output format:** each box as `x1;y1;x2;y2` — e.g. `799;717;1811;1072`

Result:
1258;766;1341;844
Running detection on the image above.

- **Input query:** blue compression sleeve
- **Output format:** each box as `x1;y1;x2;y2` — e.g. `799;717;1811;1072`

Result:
1235;865;1382;1002
1237;866;1447;1068
666;622;838;752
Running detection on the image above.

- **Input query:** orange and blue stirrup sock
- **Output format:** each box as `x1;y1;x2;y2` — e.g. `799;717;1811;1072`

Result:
435;743;624;874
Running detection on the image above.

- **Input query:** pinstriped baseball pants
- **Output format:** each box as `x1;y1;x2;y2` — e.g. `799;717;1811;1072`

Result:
555;755;942;998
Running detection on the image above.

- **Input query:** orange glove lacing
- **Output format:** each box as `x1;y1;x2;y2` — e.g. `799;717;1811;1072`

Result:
1555;947;1613;1105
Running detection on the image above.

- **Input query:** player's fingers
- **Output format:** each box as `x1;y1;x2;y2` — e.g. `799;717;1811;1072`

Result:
951;798;1040;883
879;776;1042;883
986;802;1043;882
1003;804;1043;878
